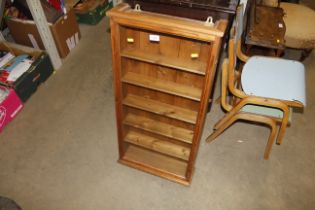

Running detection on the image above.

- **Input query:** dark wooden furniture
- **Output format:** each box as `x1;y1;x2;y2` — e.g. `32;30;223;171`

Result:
107;3;227;185
124;0;239;22
261;0;315;61
282;0;299;3
245;2;286;55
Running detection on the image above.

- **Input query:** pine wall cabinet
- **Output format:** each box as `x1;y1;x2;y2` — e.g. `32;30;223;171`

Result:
107;3;227;185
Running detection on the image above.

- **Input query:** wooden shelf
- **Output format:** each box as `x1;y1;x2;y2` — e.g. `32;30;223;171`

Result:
123;94;198;124
123;114;193;144
125;130;191;161
121;145;188;183
108;4;226;184
122;72;202;101
121;49;206;75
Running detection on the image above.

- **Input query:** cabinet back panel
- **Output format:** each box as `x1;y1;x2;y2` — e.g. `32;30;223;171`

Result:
126;107;195;131
127;127;192;147
122;59;205;90
124;85;200;111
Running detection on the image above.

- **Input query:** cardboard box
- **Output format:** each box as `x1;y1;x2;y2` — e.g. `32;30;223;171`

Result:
0;42;54;102
0;86;24;133
6;8;81;58
73;0;110;25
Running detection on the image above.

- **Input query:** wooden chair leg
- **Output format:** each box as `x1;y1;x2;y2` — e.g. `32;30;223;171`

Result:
275;111;290;145
213;103;242;130
207;113;278;159
206;113;239;143
275;121;288;145
262;118;277;159
213;106;239;130
234;113;277;159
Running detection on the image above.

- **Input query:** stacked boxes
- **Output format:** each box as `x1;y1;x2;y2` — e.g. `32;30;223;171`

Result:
73;0;111;25
6;8;80;58
0;42;54;103
0;42;54;132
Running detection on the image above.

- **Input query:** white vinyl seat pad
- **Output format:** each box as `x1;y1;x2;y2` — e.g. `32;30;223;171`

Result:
241;56;306;106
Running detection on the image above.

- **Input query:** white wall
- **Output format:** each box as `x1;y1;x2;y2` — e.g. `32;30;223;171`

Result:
112;0;123;6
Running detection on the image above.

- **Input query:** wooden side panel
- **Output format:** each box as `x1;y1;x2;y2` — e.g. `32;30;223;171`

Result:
110;20;125;159
186;37;222;180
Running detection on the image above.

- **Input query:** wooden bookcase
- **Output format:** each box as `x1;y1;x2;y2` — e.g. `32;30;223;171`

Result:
107;3;227;185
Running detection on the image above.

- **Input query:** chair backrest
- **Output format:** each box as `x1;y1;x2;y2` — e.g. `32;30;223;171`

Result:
227;37;247;100
228;4;244;79
220;37;247;112
232;3;249;64
234;1;253;47
235;4;245;45
228;4;248;100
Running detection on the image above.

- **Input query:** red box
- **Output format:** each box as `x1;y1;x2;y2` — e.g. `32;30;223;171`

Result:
0;86;24;133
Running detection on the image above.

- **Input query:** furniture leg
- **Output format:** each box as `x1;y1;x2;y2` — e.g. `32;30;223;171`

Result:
207;112;277;159
275;120;288;145
206;113;240;143
275;106;290;145
300;49;313;61
261;117;277;159
276;49;284;57
213;109;236;130
246;44;253;56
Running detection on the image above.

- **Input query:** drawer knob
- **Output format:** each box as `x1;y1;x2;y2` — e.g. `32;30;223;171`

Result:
190;53;199;59
127;38;134;43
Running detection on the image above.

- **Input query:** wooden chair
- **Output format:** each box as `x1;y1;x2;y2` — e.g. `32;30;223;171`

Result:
206;5;306;159
262;0;315;60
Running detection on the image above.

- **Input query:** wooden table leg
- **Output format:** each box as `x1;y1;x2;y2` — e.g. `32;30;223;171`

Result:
246;44;252;56
276;49;284;57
